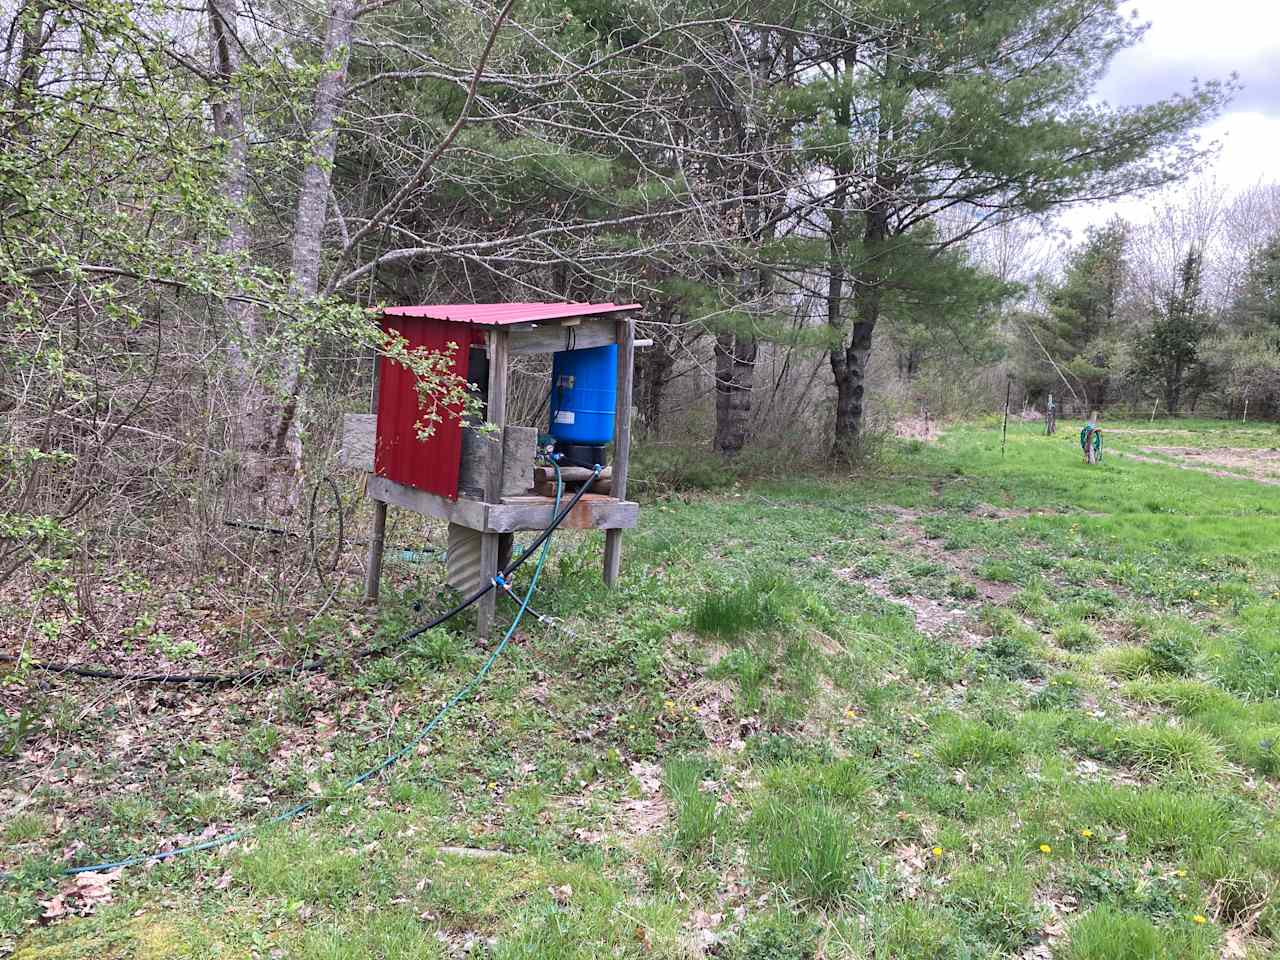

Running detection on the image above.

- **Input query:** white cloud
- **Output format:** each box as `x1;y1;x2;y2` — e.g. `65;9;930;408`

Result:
1060;1;1280;236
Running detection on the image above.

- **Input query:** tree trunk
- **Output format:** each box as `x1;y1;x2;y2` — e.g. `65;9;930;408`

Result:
8;1;50;138
206;0;286;516
711;26;769;459
269;0;357;510
830;317;876;459
206;0;354;516
638;304;675;438
713;332;756;456
830;201;888;460
1165;361;1183;416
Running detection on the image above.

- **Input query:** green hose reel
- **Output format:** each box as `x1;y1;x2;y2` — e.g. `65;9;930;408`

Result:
1079;422;1103;463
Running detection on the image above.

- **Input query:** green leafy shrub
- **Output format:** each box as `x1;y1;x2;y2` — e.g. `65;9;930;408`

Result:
978;611;1043;679
1216;604;1280;699
744;733;830;765
944;862;1041;951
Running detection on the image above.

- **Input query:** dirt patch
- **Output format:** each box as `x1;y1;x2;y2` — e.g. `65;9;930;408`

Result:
1125;446;1280;485
884;509;1021;603
687;677;740;750
970;503;1037;520
620;761;669;843
842;574;985;647
894;417;941;442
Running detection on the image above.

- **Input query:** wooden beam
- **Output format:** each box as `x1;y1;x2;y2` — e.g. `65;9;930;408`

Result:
488;495;638;533
367;475;490;529
366;475;636;533
604;314;634;586
534;465;611;485
485;329;510;501
478;530;499;641
478;329;510;641
364;498;387;602
362;349;386;602
507;316;617;355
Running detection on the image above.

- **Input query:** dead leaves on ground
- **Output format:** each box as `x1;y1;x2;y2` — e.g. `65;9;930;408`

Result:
39;869;122;923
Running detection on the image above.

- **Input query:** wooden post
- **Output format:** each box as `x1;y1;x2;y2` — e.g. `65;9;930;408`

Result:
1000;378;1011;458
363;348;386;603
364;499;387;602
604;314;634;586
478;328;510;640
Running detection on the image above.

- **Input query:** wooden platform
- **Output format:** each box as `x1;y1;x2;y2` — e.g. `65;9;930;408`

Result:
367;475;638;533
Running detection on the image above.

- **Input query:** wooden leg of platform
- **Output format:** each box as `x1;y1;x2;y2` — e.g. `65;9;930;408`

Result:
477;531;500;641
498;532;514;573
603;528;623;587
364;499;387;603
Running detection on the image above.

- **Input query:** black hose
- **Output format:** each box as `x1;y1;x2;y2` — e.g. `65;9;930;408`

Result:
2;472;598;686
222;519;295;537
307;476;343;591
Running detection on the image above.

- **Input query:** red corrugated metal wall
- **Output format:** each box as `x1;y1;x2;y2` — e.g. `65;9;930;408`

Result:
374;317;481;500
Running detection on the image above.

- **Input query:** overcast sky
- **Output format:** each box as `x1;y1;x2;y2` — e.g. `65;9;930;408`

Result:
1059;0;1280;236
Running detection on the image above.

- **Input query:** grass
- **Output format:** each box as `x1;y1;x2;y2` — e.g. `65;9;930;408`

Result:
664;756;719;856
6;416;1280;958
748;799;859;904
689;568;802;639
1064;905;1210;960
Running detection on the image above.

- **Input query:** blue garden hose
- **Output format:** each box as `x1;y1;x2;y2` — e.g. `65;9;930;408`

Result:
56;464;582;878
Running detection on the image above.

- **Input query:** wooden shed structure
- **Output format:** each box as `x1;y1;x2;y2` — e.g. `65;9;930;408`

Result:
343;301;642;639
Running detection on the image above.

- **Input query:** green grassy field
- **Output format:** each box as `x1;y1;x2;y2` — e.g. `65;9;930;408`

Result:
5;417;1280;959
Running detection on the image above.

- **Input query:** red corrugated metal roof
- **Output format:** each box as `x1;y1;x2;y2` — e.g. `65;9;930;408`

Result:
381;302;640;325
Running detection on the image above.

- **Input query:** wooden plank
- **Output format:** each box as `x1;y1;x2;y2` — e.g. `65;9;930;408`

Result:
363;499;387;602
534;478;612;497
501;426;535;495
339;413;376;472
369;475;635;533
460;425;536;498
488;496;638;533
477;532;499;641
367;474;489;530
604;314;635;586
534;465;611;485
507;316;617;355
485;329;510;504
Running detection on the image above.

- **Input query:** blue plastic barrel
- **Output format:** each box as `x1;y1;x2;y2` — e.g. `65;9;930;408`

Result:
548;344;617;445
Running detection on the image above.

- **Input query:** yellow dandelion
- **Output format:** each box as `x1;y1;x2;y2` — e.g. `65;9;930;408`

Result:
1039;844;1052;854
844;708;857;719
910;751;922;759
932;846;943;858
1175;869;1187;878
1079;829;1093;839
1192;914;1207;925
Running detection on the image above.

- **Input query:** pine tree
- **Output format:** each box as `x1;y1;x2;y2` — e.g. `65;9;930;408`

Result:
1132;248;1213;415
775;0;1229;456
